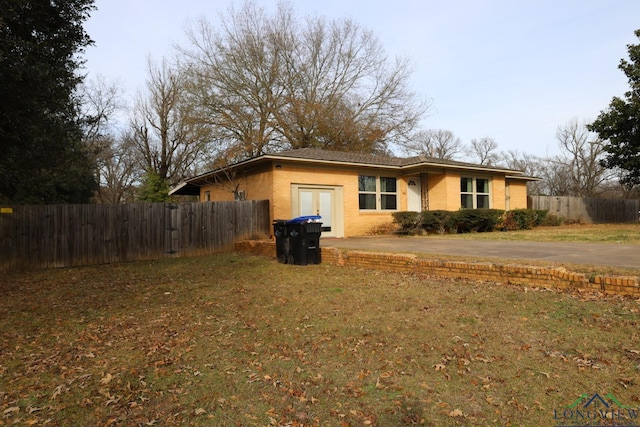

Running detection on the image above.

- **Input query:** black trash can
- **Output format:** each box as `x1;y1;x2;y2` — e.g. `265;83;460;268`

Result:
273;220;291;264
286;216;322;265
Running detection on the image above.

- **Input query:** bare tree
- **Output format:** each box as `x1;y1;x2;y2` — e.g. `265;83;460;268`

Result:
555;118;612;197
404;129;465;160
537;157;573;196
181;4;282;159
498;148;584;197
468;137;499;165
79;76;138;203
179;0;427;159
79;76;124;143
273;9;425;153
94;133;139;203
78;76;124;170
603;168;640;198
498;150;548;195
130;57;211;187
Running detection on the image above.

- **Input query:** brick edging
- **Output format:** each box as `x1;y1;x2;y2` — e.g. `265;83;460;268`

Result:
234;240;640;298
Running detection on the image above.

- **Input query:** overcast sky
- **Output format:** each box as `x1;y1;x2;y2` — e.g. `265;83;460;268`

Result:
83;0;640;157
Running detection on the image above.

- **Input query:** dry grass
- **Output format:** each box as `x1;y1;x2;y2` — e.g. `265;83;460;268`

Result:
435;223;640;244
1;253;639;426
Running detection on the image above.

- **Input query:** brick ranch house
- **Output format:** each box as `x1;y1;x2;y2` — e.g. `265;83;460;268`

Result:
170;148;538;237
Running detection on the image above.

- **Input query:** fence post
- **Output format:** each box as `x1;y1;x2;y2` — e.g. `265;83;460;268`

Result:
165;203;178;256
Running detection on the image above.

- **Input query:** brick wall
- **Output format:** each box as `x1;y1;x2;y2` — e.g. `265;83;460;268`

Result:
273;162;398;236
426;173;454;210
235;240;640;298
200;163;273;203
507;180;528;210
492;177;506;210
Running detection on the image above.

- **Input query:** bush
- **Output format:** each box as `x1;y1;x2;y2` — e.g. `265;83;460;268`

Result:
501;209;549;230
499;211;519;231
449;209;504;233
393;209;552;235
391;211;421;234
541;213;564;227
532;210;549;226
420;210;452;234
508;209;535;230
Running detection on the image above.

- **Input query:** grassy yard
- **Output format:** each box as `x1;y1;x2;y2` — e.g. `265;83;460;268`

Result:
1;252;639;426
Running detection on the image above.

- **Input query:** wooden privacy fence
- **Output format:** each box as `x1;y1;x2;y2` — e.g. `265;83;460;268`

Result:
0;200;270;272
528;196;640;223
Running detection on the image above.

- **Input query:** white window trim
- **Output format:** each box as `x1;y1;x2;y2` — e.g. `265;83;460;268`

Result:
359;175;398;211
461;177;492;209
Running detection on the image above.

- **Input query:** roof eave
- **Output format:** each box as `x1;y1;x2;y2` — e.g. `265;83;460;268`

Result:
183;152;527;184
254;154;524;175
407;163;522;175
168;181;201;196
506;175;542;182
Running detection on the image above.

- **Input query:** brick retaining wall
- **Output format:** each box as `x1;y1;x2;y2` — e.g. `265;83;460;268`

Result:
234;240;640;298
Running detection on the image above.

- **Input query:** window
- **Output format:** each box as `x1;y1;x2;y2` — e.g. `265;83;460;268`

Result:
204;191;211;201
358;175;377;209
234;190;246;201
359;175;397;210
380;177;397;210
461;177;490;209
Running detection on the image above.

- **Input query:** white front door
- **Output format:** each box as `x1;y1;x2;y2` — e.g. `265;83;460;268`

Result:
299;188;333;233
293;185;344;237
407;177;422;212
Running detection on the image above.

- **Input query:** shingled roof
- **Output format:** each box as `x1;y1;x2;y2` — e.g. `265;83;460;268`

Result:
269;148;520;172
273;148;413;166
171;148;533;195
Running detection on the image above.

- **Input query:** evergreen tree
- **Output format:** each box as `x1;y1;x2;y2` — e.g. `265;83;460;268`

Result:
589;29;640;188
137;171;170;202
0;0;97;203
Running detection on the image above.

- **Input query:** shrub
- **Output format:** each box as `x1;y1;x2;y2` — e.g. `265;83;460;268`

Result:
392;211;421;234
420;210;452;234
393;209;552;235
499;211;519;231
541;213;564;226
509;209;536;230
532;210;549;226
502;209;549;230
448;209;504;233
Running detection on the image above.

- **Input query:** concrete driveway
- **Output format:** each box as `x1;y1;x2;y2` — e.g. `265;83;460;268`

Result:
323;236;640;270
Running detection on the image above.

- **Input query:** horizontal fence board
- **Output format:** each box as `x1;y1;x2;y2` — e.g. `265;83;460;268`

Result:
528;196;640;223
0;200;270;273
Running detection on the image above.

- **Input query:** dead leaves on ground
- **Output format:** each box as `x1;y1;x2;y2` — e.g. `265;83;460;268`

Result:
2;255;640;426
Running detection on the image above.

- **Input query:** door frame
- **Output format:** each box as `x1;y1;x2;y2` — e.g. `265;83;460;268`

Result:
406;176;422;212
291;184;344;238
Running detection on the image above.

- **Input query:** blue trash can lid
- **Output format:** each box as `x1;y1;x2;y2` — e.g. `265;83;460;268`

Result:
287;215;322;224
